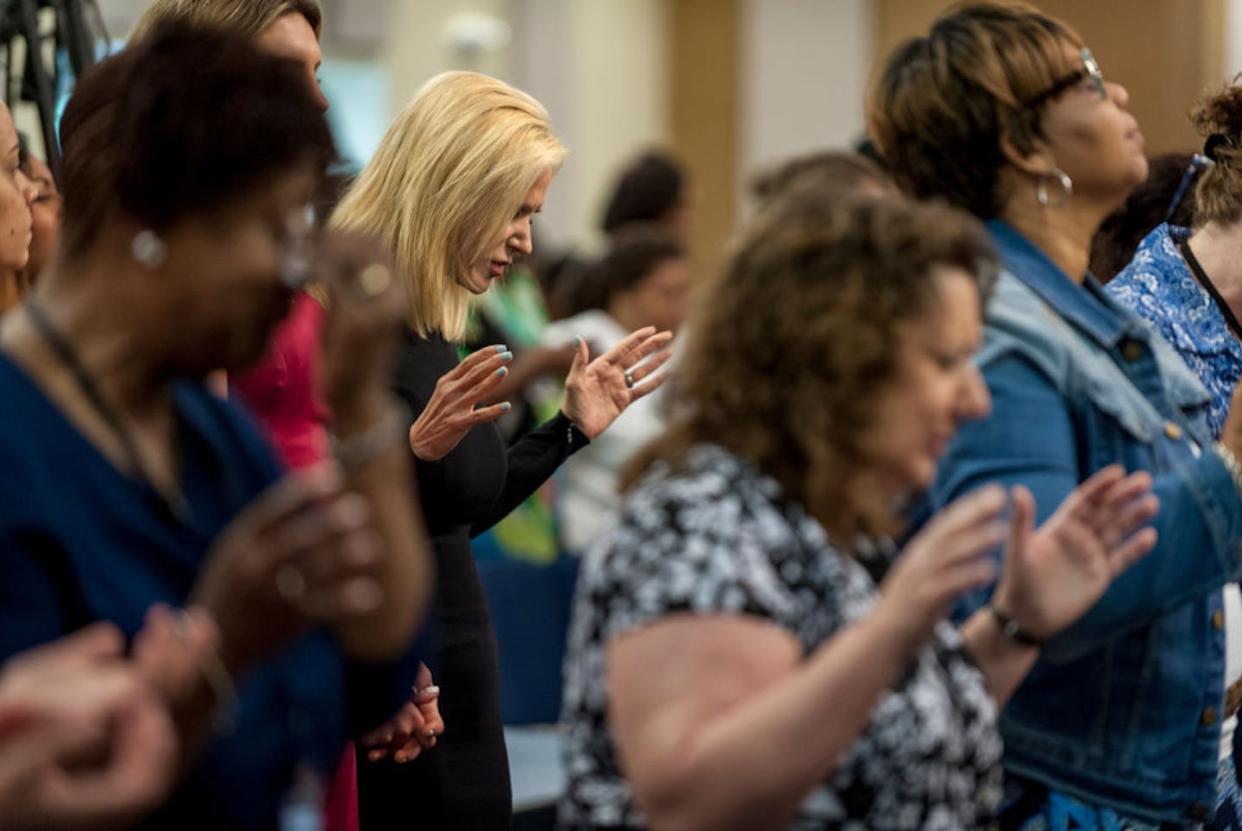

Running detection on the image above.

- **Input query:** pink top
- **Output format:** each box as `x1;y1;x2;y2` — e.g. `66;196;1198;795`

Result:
233;293;360;831
233;292;331;471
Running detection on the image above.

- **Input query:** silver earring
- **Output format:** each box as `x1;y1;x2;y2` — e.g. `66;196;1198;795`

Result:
1036;169;1073;208
131;229;167;269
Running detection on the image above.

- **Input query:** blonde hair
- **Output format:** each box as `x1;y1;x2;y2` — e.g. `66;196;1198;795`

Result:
330;71;566;340
131;0;321;41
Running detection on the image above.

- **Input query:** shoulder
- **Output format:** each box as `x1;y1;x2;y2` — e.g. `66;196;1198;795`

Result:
581;446;819;635
978;271;1072;389
178;383;283;486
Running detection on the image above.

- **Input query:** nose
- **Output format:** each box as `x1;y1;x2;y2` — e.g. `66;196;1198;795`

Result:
1108;80;1129;108
15;169;35;206
311;76;329;113
509;221;534;257
957;365;991;422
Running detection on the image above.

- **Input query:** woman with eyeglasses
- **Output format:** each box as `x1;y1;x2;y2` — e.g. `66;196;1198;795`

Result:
0;22;431;828
870;3;1242;827
1108;87;1242;831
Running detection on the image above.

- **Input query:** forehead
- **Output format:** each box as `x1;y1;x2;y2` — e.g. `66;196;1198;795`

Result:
0;104;16;146
912;265;982;332
256;12;320;61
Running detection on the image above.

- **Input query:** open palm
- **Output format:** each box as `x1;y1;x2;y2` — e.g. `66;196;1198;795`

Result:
993;466;1158;641
562;326;673;439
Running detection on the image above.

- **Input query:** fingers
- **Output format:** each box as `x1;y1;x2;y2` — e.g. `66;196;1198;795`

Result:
1056;465;1126;517
917;484;1007;543
624;344;674;387
605;328;674;371
233;464;345;550
463;402;512;428
1108;527;1158;577
454;348;514;392
454;344;511;376
43;692;178;826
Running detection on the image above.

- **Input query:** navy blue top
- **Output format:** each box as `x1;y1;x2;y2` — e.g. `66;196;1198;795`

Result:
0;354;417;830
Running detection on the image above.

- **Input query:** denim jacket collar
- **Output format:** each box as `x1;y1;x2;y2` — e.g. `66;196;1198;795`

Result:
987;219;1133;350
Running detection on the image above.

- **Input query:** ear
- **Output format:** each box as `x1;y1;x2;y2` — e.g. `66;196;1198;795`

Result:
998;129;1058;179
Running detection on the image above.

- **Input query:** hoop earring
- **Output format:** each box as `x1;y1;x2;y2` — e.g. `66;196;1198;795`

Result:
1036;169;1073;208
131;230;168;270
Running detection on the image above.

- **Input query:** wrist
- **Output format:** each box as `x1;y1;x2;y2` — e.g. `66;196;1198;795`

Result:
865;598;929;657
986;602;1044;650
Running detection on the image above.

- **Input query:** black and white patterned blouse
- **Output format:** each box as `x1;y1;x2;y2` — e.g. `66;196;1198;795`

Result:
558;445;1003;830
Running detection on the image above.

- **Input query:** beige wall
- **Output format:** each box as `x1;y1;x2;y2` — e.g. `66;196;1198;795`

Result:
874;0;1227;156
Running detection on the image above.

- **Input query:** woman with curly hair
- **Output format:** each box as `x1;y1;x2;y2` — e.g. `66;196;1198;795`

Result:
557;191;1158;829
1108;83;1242;829
869;2;1242;826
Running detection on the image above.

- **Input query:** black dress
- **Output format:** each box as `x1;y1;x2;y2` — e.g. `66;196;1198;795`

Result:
358;330;588;831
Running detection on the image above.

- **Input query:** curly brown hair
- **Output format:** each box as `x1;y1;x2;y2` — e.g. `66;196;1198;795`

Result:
1191;83;1242;227
623;193;997;538
866;1;1081;218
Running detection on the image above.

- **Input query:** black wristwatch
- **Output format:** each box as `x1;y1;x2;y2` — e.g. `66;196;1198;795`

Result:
988;604;1044;648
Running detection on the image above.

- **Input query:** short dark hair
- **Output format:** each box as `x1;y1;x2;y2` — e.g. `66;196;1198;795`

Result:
750;151;891;206
594;227;684;304
58;19;336;258
1090;152;1199;282
866;2;1081;218
600;150;685;234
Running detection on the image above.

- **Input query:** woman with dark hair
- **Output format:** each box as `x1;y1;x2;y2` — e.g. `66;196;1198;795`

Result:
543;227;689;553
600;150;690;242
869;2;1242;826
1108;88;1242;829
559;191;1156;829
0;21;430;829
1089;150;1200;282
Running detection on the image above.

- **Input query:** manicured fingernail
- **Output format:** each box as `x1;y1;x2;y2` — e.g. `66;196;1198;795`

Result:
424;685;440;695
499;402;511;412
424;729;436;738
496;366;508;377
500;351;513;362
494;344;508;353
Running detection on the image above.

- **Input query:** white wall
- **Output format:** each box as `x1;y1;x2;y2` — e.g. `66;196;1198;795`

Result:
1228;0;1242;79
739;0;872;197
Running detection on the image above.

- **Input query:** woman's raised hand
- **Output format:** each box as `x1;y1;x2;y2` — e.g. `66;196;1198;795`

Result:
315;231;407;421
991;466;1158;642
189;464;387;676
408;345;515;461
562;326;674;439
873;486;1009;652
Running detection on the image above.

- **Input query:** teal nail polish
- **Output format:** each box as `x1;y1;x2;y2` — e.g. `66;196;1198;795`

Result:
496;367;508;377
500;351;513;362
500;402;512;412
494;344;508;353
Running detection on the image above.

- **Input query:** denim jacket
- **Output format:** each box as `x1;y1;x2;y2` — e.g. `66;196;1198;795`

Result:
931;220;1242;824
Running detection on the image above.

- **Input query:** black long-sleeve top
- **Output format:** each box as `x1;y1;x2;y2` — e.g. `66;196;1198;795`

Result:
392;330;589;540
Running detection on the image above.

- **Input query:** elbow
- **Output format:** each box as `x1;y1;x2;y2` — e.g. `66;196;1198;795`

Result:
629;755;750;831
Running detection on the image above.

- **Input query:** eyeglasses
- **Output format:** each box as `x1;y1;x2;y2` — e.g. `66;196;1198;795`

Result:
1164;153;1213;224
1021;48;1107;110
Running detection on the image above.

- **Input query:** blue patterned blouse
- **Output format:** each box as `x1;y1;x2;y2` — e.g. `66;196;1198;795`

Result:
1108;223;1242;439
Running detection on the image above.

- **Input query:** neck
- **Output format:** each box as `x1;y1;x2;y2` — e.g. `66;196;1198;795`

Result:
22;261;170;416
1000;194;1112;285
1187;221;1242;316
